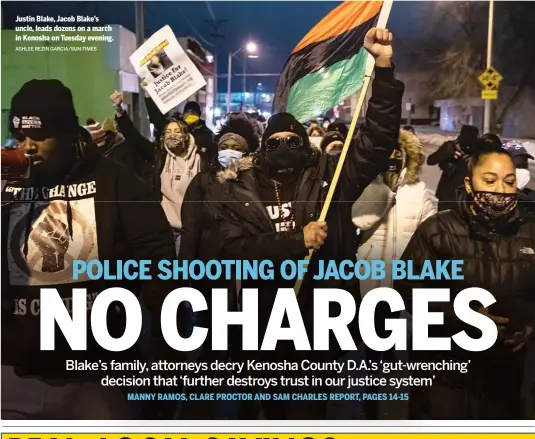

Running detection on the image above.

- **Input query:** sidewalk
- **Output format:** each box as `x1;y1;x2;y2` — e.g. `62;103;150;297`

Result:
413;125;535;157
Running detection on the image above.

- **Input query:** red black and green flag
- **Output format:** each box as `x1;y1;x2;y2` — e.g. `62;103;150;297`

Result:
273;1;384;122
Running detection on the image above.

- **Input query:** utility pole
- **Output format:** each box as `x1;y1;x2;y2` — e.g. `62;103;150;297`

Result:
483;0;494;134
206;17;226;124
135;1;149;137
227;51;232;114
242;55;246;110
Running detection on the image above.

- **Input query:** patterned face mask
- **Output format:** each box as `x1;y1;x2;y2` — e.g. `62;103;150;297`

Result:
472;190;518;221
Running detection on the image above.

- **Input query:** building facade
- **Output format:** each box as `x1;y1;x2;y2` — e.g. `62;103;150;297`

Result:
1;28;215;142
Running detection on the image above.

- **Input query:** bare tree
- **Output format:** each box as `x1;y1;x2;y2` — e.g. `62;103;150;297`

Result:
421;2;486;101
491;2;535;133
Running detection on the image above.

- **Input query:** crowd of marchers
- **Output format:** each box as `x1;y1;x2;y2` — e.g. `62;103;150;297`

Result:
1;27;535;421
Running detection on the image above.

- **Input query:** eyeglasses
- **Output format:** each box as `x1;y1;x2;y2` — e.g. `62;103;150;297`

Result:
265;135;303;151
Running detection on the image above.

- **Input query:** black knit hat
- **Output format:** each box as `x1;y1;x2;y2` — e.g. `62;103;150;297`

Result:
10;79;79;140
261;112;310;149
327;122;349;139
320;131;345;151
184;101;201;116
458;125;479;148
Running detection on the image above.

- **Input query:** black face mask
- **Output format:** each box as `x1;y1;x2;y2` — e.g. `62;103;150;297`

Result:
387;157;402;173
265;146;307;173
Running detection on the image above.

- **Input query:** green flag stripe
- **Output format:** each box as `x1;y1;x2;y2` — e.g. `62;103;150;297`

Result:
286;48;368;123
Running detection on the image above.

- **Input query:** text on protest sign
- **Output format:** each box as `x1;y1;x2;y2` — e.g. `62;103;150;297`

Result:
129;25;206;114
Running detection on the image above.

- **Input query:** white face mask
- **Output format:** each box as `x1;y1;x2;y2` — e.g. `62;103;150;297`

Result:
516;168;531;190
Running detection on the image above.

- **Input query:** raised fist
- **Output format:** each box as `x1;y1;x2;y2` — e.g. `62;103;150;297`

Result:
31;214;70;272
109;91;123;108
364;27;393;67
140;77;149;98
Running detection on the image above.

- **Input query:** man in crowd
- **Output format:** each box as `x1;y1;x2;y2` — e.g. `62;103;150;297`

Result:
503;140;534;200
427;124;479;211
1;79;175;419
216;27;403;420
183;101;216;164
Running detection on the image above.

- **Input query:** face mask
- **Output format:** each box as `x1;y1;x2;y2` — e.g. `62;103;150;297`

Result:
266;147;307;173
164;134;185;150
218;149;243;168
387;157;402;173
516;168;531;190
184;114;199;125
471;190;518;221
327;149;341;156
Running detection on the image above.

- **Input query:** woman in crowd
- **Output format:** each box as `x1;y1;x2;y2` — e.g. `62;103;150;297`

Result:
354;128;437;287
179;113;258;276
396;144;535;419
352;128;437;420
320;131;345;156
327;121;349;139
307;125;325;138
110;91;203;255
178;114;259;420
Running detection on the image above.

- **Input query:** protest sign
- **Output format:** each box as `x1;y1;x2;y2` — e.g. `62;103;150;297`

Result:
129;25;207;114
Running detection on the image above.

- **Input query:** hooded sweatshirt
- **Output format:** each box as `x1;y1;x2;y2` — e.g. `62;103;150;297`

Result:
1;133;175;379
160;133;201;229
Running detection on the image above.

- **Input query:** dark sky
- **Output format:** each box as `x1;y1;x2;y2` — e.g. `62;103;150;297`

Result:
2;1;425;92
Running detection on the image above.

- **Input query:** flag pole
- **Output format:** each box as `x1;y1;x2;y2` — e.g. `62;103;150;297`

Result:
294;0;394;297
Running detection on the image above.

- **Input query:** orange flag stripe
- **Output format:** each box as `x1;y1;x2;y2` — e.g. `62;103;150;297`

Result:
292;1;382;54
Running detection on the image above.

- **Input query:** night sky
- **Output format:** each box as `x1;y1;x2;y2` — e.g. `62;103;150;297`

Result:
1;1;425;93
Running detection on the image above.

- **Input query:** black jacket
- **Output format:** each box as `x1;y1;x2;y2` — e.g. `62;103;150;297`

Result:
217;67;404;356
99;131;138;172
395;190;535;405
179;163;226;262
427;140;469;212
116;110;167;194
188;120;216;164
1;136;175;379
523;187;535;202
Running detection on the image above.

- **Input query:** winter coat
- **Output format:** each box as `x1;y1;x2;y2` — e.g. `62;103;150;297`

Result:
188;120;216;164
395;190;535;418
427;140;469;212
354;129;437;294
1;132;175;380
355;175;437;295
178;163;239;330
179;164;226;262
216;67;404;358
116;111;205;199
523;187;535;202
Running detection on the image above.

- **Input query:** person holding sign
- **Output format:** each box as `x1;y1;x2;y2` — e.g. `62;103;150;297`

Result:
110;91;203;255
215;28;404;420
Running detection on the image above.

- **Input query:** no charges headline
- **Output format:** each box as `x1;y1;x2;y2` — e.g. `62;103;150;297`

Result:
38;258;502;353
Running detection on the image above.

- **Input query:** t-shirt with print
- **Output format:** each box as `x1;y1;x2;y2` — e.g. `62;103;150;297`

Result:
257;171;297;232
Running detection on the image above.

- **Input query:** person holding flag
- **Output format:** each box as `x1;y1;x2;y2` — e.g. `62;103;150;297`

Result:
216;19;403;419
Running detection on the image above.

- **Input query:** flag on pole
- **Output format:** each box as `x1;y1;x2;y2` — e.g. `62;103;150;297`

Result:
273;1;384;123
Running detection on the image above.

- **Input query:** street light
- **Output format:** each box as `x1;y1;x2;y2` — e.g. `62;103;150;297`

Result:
227;42;259;114
246;42;257;54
